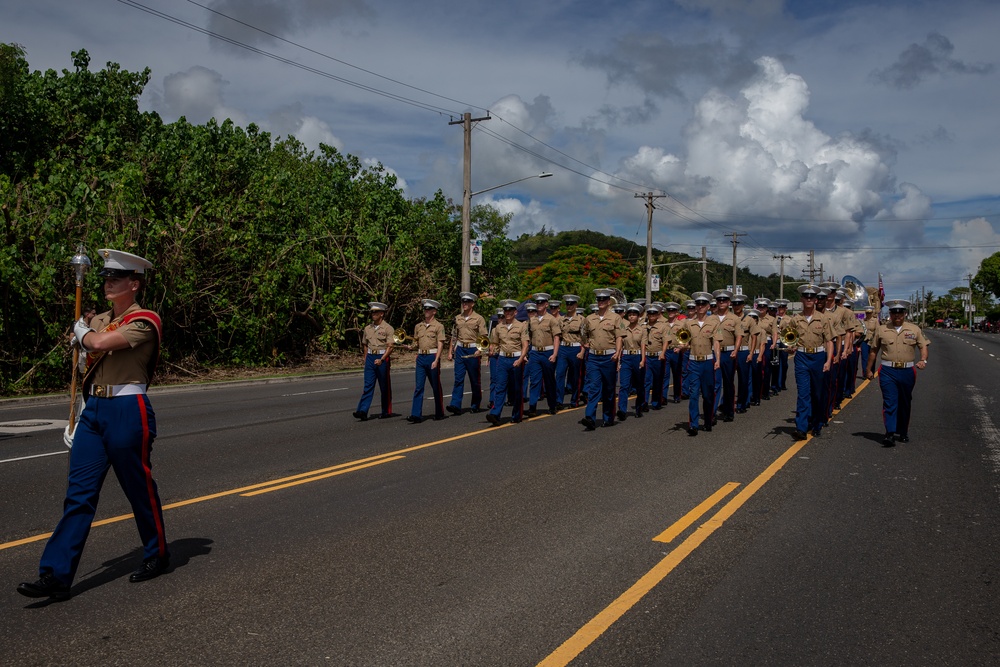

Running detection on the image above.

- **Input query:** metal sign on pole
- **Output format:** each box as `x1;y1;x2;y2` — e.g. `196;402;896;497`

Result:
651;274;660;292
470;240;483;266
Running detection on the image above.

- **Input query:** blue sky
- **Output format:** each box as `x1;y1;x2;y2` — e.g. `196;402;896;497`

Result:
4;0;999;299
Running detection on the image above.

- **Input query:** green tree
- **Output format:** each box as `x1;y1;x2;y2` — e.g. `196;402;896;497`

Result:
520;244;644;301
974;252;1000;299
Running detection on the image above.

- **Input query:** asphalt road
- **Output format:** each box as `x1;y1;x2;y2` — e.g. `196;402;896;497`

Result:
1;330;998;666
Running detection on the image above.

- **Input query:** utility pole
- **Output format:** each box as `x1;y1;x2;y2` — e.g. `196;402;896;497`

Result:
702;246;708;293
773;254;792;299
449;112;491;293
636;192;666;304
921;286;926;326
968;273;974;328
727;232;747;294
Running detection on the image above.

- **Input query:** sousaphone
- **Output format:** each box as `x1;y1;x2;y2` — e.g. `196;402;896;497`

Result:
841;275;871;312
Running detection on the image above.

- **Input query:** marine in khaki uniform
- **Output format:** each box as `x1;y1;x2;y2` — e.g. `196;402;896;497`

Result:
447;292;488;415
407;299;447;423
731;294;754;413
19;249;169;601
617;303;648;420
787;284;835;440
487;299;530;425
711;289;743;421
643;303;671;410
526;293;562;417
866;299;929;446
555;294;586;408
579;288;626;430
678;292;722;436
354;302;394;420
755;298;776;401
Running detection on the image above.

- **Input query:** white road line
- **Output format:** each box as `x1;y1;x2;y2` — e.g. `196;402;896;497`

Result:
0;450;67;464
282;388;348;396
968;385;1000;498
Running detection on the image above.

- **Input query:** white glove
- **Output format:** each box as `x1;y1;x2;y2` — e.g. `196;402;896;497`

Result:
63;424;75;449
73;317;94;351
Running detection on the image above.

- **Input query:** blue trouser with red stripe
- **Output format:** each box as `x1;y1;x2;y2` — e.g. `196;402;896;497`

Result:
687;358;717;429
618;353;645;413
40;394;167;585
449;347;482;411
555;345;583;406
645;355;666;408
411;353;445;419
879;365;916;436
795;352;826;433
735;348;751;410
357;353;392;416
585;354;616;424
488;355;524;422
715;350;736;416
665;349;682;402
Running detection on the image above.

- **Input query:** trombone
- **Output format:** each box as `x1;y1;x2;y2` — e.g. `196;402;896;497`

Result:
777;326;799;348
393;328;414;346
675;328;692;345
476;335;490;353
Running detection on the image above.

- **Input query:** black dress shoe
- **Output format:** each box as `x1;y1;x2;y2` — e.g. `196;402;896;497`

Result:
897;434;910;443
352;411;368;421
556;403;565;411
549;407;558;415
17;574;71;600
602;420;615;427
673;398;682;404
702;424;712;432
651;404;663;410
579;417;596;431
433;415;448;421
616;409;627;421
470;408;482;414
406;415;423;424
486;413;500;426
882;432;896;447
129;555;170;583
792;429;808;440
686;427;699;436
735;407;747;414
722;414;734;423
446;405;462;415
761;394;770;401
378;413;393;419
527;406;538;418
641;405;650;413
811;428;821;437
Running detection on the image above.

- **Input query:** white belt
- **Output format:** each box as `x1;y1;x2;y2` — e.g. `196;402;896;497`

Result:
722;345;736;351
367;349;386;355
739;346;750;351
501;351;522;358
621;350;642;355
766;337;773;342
692;354;714;361
882;360;914;369
564;342;582;347
797;346;822;354
591;349;615;356
418;350;436;355
90;383;147;398
533;345;554;351
457;342;479;348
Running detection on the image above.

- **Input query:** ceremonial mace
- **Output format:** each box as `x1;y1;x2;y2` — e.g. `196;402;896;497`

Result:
66;245;91;447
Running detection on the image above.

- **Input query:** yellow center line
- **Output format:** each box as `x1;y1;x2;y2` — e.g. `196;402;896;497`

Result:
0;420;516;552
539;376;874;666
241;456;405;496
653;482;740;543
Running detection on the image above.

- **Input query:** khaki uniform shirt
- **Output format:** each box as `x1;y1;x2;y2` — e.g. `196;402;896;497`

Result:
679;316;723;358
622;323;646;352
747;320;765;353
760;313;777;342
665;318;684;349
451;312;487;347
528;312;562;349
490;319;529;356
582;312;626;352
737;313;755;349
645;320;670;356
362;321;394;353
715;311;744;349
87;303;158;387
560;313;585;344
862;316;877;344
413;318;445;354
871;322;928;364
788;312;835;350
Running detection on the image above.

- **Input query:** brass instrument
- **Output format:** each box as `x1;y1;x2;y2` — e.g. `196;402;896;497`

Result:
675;328;692;345
779;326;799;348
476;335;490;353
393;328;414;346
841;275;871;312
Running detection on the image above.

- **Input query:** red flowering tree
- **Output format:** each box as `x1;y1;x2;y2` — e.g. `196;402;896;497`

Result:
520;244;644;302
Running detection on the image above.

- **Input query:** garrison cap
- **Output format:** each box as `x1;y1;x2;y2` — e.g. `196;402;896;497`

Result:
626;302;644;314
500;299;519;310
459;292;477;302
562;294;580;304
797;284;819;296
712;289;733;300
692;291;712;304
533;292;550;302
368;302;388;312
97;249;152;277
886;299;910;311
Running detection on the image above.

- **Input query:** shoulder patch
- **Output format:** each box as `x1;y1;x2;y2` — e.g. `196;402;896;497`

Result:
133;320;150;331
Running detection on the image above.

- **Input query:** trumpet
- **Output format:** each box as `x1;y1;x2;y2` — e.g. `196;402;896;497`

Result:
476;335;490;353
393;328;414;346
778;326;799;348
675;328;692;345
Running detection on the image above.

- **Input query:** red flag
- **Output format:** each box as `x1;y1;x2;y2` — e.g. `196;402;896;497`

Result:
878;273;885;303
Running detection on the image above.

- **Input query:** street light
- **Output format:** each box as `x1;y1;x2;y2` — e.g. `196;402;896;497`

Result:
461;172;552;292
